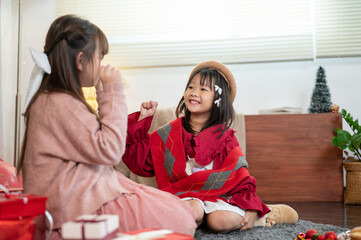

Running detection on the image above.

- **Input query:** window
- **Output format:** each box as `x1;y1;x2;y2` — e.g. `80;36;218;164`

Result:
315;0;361;58
56;0;361;68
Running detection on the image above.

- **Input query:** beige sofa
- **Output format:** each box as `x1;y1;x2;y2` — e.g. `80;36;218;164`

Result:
115;108;246;189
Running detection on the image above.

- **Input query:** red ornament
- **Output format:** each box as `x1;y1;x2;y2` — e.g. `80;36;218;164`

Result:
0;159;23;190
306;229;318;238
330;104;339;113
325;231;337;240
317;234;326;240
297;232;306;240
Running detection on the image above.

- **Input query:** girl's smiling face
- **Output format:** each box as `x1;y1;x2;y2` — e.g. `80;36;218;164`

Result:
184;73;215;117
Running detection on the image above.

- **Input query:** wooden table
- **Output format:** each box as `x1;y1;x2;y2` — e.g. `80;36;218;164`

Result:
245;113;343;202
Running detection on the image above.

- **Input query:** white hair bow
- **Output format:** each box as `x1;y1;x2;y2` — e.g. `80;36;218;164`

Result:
23;48;51;115
214;98;221;107
215;85;222;95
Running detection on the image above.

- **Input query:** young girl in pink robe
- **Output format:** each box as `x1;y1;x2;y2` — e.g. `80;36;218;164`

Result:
18;14;197;239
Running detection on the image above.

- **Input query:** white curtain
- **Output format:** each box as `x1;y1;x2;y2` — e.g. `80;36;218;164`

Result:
315;0;361;58
56;0;361;69
56;0;314;68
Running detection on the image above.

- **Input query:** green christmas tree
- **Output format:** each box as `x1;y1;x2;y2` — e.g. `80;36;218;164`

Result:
308;66;332;113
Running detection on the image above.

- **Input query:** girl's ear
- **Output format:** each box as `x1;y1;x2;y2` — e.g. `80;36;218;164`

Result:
76;51;84;71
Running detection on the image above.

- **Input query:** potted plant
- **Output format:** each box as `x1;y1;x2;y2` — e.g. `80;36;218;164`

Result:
333;109;361;204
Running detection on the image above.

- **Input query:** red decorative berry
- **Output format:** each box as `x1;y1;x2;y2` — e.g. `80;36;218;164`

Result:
317;234;325;240
324;231;337;240
297;232;306;240
306;229;318;238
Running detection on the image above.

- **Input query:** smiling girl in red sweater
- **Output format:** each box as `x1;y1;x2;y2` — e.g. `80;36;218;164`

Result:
124;61;299;233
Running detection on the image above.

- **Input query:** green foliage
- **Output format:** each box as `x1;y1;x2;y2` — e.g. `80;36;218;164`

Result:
333;109;361;161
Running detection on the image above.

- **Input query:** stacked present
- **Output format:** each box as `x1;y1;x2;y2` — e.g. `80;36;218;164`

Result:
62;214;119;240
62;215;193;240
0;186;48;240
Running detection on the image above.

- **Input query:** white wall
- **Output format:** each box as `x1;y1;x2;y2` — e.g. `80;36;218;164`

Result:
0;0;20;164
0;0;55;165
122;58;361;119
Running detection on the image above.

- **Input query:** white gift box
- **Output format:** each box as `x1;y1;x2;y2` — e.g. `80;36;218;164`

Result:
62;214;119;240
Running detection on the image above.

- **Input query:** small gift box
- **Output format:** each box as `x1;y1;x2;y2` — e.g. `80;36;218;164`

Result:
62;214;119;240
116;228;194;240
0;192;47;220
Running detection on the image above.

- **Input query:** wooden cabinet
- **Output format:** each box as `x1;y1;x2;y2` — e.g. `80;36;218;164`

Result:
245;113;343;202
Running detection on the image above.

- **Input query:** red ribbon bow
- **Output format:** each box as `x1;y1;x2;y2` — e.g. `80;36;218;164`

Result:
75;215;108;240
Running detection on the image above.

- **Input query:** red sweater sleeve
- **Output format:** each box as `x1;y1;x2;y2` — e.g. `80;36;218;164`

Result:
227;176;270;218
122;112;155;177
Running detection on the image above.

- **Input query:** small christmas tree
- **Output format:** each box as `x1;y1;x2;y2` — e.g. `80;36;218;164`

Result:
308;66;332;113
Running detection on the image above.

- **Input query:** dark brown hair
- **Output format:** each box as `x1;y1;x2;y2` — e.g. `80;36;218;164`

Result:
17;15;109;173
175;68;235;137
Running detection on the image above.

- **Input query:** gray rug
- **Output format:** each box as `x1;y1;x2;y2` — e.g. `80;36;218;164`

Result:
194;220;350;240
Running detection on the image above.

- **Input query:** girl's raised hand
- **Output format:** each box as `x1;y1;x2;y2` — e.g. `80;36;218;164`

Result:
138;100;158;121
95;78;103;91
99;64;121;84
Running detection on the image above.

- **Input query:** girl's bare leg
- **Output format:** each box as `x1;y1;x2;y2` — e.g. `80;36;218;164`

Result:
186;199;205;226
206;210;244;233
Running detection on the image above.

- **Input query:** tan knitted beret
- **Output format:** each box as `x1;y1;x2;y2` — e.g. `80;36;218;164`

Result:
189;61;236;102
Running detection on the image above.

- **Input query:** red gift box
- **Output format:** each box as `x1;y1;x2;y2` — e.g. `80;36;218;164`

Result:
117;228;194;240
0;192;47;220
0;214;46;240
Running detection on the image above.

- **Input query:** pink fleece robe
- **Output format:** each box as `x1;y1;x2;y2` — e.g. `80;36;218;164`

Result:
23;82;128;229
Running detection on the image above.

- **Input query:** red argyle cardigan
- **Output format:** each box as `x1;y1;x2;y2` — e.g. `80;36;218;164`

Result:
150;118;250;201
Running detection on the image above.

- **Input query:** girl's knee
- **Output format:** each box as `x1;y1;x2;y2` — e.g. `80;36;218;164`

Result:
206;211;243;233
173;212;197;236
186;199;204;224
